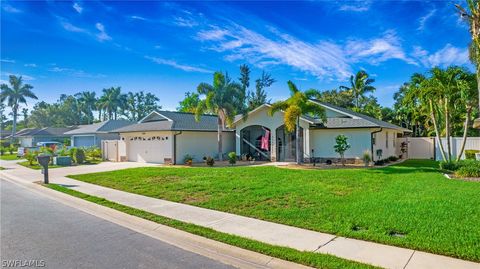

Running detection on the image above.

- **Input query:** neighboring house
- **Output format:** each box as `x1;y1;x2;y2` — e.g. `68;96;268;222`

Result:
0;129;10;140
14;127;77;147
234;101;410;163
65;120;133;148
112;111;235;164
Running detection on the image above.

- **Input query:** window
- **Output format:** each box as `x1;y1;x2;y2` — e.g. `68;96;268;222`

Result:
393;133;396;147
386;132;389;148
372;133;376;145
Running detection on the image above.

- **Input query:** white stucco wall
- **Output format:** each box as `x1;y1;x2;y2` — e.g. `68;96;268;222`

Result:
176;131;235;163
372;129;399;160
310;128;373;159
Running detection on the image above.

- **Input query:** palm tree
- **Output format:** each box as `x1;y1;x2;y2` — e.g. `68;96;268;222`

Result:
455;70;478;160
0;75;37;142
97;87;124;120
75;91;97;124
339;70;376;109
195;72;243;162
455;1;480;128
269;81;326;164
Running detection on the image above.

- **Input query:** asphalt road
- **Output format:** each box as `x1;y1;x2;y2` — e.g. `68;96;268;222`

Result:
0;179;234;269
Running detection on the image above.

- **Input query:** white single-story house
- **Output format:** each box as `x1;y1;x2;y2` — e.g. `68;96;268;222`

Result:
65;120;133;148
14;127;77;147
109;100;410;164
112;111;235;164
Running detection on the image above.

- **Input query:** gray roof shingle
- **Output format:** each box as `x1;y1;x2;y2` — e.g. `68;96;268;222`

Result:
112;111;232;133
16;127;77;137
65;120;133;135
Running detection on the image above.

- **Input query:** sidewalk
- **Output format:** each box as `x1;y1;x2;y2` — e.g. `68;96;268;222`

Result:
1;161;479;269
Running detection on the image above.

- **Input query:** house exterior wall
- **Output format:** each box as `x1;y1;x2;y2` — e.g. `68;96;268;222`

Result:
176;131;235;163
309;128;373;159
371;129;399;161
234;106;309;161
19;137;33;147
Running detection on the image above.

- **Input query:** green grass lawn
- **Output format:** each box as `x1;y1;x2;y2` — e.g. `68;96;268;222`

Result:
0;154;21;161
45;183;375;269
69;160;480;261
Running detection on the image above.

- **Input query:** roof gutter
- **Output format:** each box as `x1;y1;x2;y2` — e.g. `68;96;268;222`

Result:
371;128;382;161
173;131;182;165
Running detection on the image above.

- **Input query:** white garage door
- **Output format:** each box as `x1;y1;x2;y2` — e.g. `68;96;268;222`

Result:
127;136;172;163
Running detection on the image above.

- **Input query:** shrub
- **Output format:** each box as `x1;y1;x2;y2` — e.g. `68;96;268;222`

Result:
0;147;5;156
388;156;398;162
465;150;480;160
70;148;86;164
8;145;15;155
25;150;38;166
183;154;194;165
85;146;101;161
204;156;215;166
439;161;459;171
228;152;237;165
374;159;385;166
56;147;70;157
362;150;371;166
334;134;351;166
455;161;480;178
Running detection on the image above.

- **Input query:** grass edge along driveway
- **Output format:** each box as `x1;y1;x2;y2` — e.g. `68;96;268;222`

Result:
69;160;480;262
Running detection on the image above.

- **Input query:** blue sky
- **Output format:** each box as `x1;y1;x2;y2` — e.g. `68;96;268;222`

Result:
1;0;473;112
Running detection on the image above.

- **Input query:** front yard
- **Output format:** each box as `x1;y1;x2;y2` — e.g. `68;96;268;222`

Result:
69;160;480;262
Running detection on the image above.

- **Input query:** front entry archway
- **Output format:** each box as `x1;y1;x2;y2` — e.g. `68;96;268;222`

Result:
240;125;271;161
276;125;303;162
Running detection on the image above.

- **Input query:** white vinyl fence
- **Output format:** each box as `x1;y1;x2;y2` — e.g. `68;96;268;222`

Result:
396;137;480;160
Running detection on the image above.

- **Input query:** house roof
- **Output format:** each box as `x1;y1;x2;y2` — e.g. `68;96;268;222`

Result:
113;111;233;133
15;127;77;137
233;101;410;132
65;120;133;135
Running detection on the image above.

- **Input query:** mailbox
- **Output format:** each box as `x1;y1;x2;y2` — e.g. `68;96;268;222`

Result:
37;155;51;184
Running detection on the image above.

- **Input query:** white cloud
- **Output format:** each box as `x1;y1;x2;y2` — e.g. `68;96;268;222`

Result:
339;1;371;12
417;8;436;31
173;16;198;27
197;24;354;80
145;56;212;73
95;23;111;41
48;66;106;78
345;30;416;65
414;44;470;67
73;2;83;14
60;21;88;33
0;59;15;63
24;63;37;67
2;4;21;13
129;15;147;21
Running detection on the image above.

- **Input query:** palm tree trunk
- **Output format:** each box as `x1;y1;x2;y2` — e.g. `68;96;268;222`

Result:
11;105;18;144
430;100;447;161
98;110;101;121
295;116;301;164
445;98;452;162
217;116;223;162
457;106;472;162
474;70;480;129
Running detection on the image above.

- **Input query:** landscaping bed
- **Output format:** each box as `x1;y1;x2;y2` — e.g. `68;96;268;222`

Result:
69;159;480;261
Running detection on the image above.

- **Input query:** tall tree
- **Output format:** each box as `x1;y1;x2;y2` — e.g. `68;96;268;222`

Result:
269;81;326;164
122;91;161;121
21;108;29;126
311;88;354;108
97;87;125;120
75;91;97;124
0;75;37;141
177;92;201;113
455;70;478;160
247;71;275;111
0;103;6;130
195;72;243;161
238;64;250;113
339;70;376;109
455;0;480;128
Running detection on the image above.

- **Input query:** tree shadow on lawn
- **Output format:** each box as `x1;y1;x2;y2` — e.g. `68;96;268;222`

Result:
372;160;440;175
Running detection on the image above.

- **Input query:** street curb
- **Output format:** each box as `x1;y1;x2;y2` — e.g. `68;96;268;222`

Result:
0;173;313;269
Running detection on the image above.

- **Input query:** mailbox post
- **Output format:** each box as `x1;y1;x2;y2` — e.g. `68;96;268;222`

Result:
37;155;51;184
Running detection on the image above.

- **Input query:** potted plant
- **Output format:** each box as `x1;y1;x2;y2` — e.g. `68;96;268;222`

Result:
204;156;215;167
248;156;255;164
